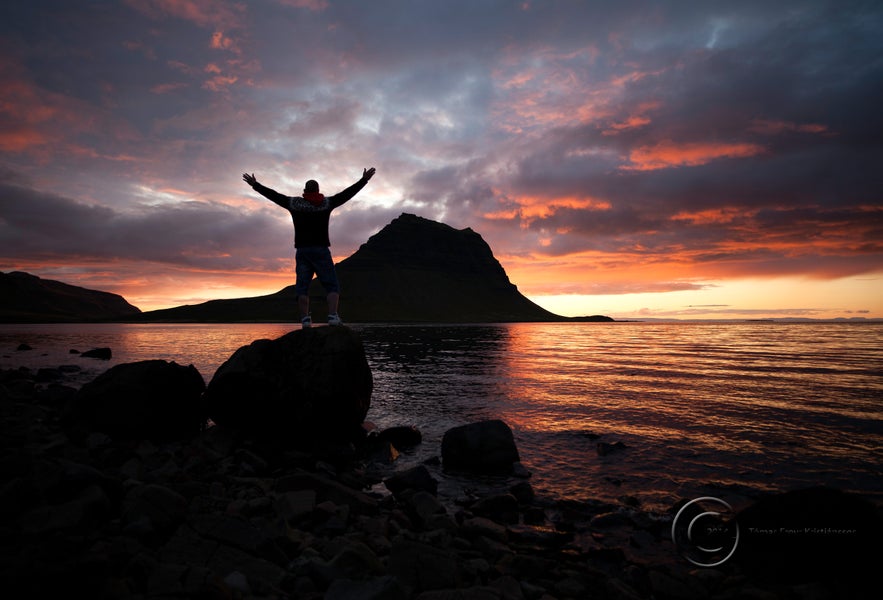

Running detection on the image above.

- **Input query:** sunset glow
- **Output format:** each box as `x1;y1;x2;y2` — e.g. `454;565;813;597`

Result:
1;1;881;319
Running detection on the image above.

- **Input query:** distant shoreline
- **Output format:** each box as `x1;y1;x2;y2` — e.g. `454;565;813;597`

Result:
5;317;883;325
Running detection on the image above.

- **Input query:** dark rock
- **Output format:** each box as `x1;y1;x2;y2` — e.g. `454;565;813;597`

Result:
590;511;633;529
596;441;627;456
441;420;520;473
509;481;535;504
460;516;508;542
648;569;705;600
379;425;423;450
81;347;112;360
36;367;63;382
276;471;379;515
735;486;880;587
16;343;32;351
470;493;519;524
510;461;531;478
388;539;460;592
384;465;438;497
189;513;288;567
325;575;409;600
122;483;188;538
328;540;384;579
20;483;112;535
417;586;502;600
403;490;448;527
507;524;572;548
66;359;206;440
204;327;372;444
363;438;400;464
523;507;546;526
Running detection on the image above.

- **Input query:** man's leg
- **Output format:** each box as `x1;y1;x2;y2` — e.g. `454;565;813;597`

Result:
298;294;310;320
294;249;315;328
313;248;343;325
327;292;339;316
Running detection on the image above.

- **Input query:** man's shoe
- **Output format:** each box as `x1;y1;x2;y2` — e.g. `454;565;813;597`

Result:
301;316;312;329
327;313;342;326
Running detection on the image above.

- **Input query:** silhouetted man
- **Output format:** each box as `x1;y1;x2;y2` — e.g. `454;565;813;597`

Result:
243;167;376;328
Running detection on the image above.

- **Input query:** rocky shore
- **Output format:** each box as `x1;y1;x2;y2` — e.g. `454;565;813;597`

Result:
1;331;877;599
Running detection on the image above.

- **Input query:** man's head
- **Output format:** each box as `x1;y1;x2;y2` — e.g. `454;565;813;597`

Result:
304;180;320;193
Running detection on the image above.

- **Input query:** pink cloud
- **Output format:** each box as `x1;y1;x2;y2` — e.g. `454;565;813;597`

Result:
622;140;766;171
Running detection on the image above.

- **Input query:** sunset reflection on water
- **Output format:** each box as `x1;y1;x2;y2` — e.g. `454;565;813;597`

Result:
412;321;883;509
2;321;880;511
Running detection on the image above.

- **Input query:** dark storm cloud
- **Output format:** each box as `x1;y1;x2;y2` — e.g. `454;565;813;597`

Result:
0;179;291;271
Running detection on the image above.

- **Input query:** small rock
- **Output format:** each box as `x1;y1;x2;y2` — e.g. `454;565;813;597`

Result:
223;570;251;595
596;441;627;456
384;464;438;497
325;575;409;600
648;569;706;600
441;420;520;473
461;516;508;542
405;490;447;526
388;539;460;592
81;347;112;360
470;493;519;524
276;489;316;522
328;541;384;579
378;425;423;449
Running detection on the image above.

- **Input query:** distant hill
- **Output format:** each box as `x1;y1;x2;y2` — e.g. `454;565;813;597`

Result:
139;213;613;323
0;271;142;323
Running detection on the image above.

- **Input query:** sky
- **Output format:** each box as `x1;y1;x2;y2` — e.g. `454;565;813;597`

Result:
1;0;881;320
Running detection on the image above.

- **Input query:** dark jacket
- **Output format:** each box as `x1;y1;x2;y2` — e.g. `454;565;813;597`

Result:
251;177;369;247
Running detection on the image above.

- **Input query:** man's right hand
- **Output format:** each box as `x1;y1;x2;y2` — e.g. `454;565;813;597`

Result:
362;167;376;181
242;173;257;187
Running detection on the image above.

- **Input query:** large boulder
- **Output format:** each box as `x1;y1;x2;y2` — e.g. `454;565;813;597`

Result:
66;360;206;440
204;327;372;444
735;486;880;587
441;419;520;473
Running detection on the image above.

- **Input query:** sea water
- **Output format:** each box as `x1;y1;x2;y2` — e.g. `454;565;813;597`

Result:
2;321;881;512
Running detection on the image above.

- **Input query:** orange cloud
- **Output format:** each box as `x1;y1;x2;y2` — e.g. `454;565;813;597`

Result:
0;129;50;153
670;207;748;225
603;101;660;135
603;115;650;134
484;194;611;224
622;140;765;171
210;31;240;53
497;249;703;297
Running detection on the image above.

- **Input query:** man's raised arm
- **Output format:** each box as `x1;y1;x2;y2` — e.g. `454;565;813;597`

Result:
242;173;289;209
329;167;376;209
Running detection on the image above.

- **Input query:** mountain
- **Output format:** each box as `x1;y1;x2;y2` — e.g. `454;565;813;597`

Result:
0;271;142;323
139;213;612;323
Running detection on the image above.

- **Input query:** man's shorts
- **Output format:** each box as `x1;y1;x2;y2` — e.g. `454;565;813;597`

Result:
294;246;340;297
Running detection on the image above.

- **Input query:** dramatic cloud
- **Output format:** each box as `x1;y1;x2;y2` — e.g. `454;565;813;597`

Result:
1;0;881;317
